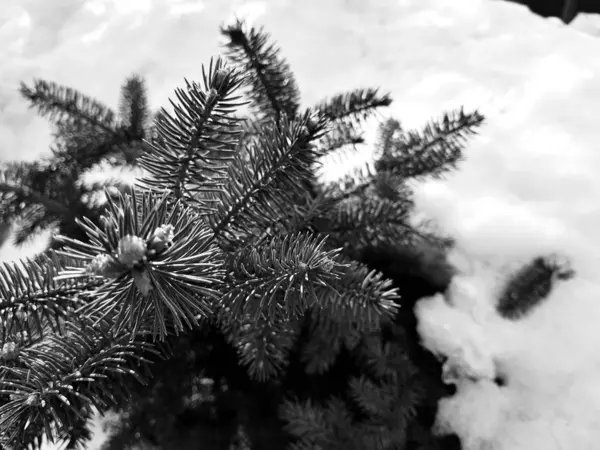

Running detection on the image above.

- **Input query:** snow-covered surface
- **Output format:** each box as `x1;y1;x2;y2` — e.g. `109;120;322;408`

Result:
3;0;600;448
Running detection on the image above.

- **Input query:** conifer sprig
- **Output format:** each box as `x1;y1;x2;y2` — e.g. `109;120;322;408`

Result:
375;108;485;179
49;74;150;169
374;117;402;159
118;75;150;140
0;162;73;231
54;189;225;340
221;20;301;119
309;88;391;160
209;112;326;243
317;260;400;331
138;58;245;206
222;314;299;381
284;338;422;450
321;196;415;250
319;164;379;202
300;308;361;375
280;398;332;447
0;252;98;348
221;232;344;320
315;121;365;156
19;80;118;133
0;319;160;449
323;108;484;203
282;397;355;449
315;88;392;129
0;157;105;247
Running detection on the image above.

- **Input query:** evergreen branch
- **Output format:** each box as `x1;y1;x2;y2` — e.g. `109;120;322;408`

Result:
243;190;339;252
316;259;400;332
0;377;93;450
0;320;160;449
496;254;574;320
0;252;99;348
11;205;57;246
315;121;365;157
0;412;91;450
20;80;118;133
375;108;485;179
284;397;357;448
285;366;419;449
319;196;416;251
138;58;245;207
320;163;376;202
118;74;150;140
0;413;92;450
315;88;391;128
300;308;353;375
221;20;300;119
220;232;344;320
351;341;423;440
281;399;333;447
94;328;212;450
318;163;412;204
209;112;325;242
358;335;417;381
325;195;413;234
350;339;421;419
374;117;403;159
221;314;299;381
52;124;136;172
349;376;398;416
0;161;91;247
369;170;412;202
0;163;74;221
7;159;72;204
54;188;225;340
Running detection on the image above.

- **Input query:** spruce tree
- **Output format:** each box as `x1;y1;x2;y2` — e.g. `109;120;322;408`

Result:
0;20;485;450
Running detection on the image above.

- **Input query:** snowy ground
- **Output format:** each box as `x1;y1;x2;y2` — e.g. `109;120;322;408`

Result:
3;0;600;448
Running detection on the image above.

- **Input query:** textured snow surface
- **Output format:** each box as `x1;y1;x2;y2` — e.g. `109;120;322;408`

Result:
3;0;600;448
415;252;600;449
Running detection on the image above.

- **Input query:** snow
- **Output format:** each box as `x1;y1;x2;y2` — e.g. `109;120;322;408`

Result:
3;0;600;448
415;253;600;449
